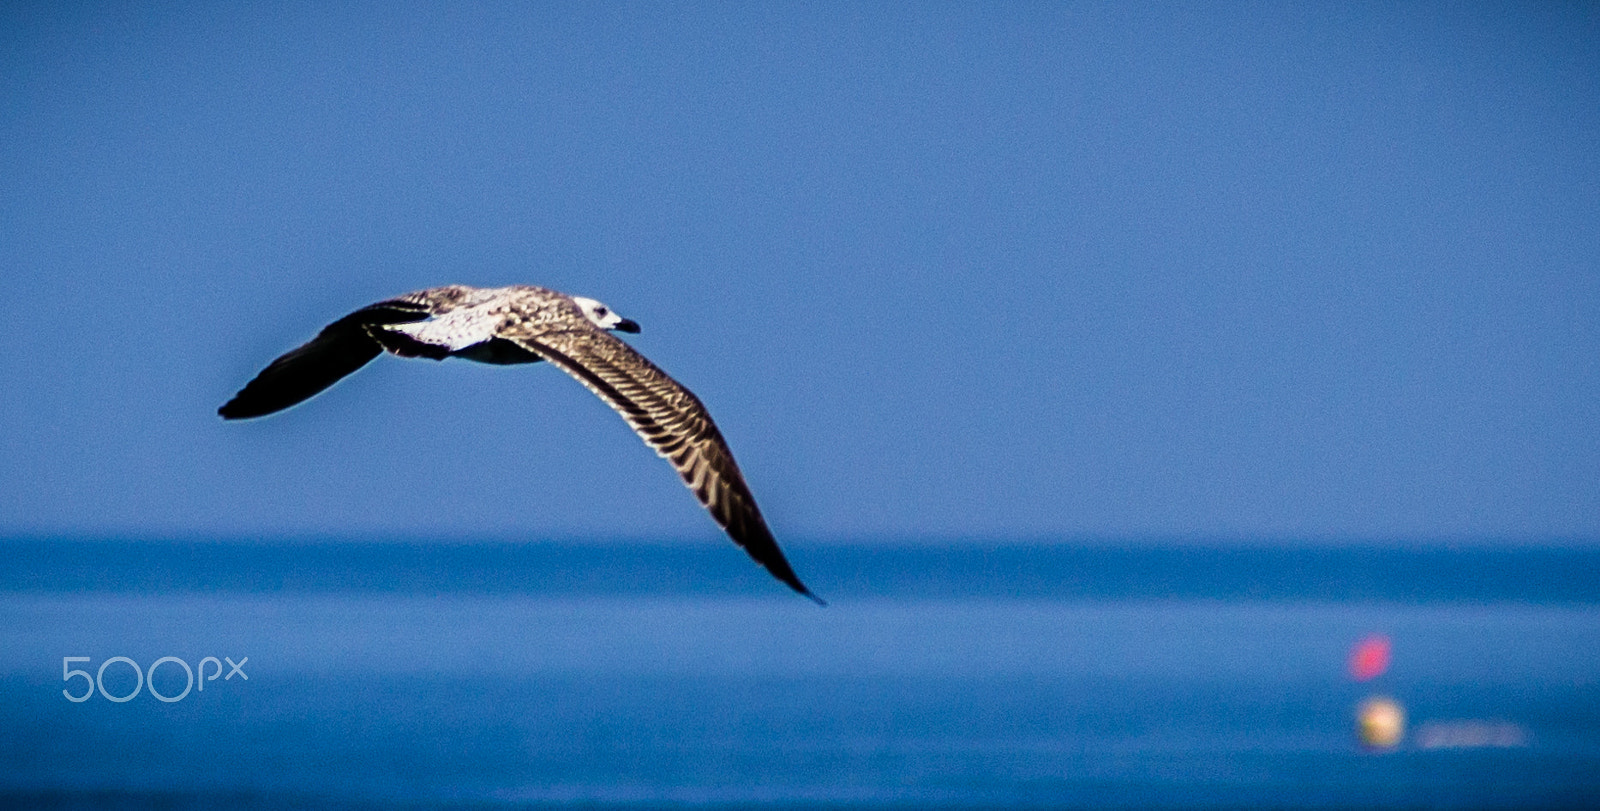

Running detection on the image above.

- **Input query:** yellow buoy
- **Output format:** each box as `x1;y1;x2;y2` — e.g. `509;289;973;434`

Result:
1357;695;1406;749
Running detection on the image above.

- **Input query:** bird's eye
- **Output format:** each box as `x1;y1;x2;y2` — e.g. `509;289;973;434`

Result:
595;307;608;316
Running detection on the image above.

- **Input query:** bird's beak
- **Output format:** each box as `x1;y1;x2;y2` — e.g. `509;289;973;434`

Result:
614;318;641;334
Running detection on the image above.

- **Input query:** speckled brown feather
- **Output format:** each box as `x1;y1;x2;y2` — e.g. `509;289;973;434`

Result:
507;323;822;604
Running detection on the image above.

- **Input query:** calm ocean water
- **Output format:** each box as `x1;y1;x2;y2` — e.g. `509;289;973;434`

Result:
2;539;1598;809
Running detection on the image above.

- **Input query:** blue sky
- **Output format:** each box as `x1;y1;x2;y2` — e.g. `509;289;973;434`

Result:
2;2;1596;543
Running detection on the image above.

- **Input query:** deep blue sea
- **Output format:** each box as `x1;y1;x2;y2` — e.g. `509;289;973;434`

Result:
2;540;1598;809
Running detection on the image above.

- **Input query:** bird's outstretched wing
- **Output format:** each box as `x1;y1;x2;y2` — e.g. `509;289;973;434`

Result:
511;327;823;604
218;299;434;420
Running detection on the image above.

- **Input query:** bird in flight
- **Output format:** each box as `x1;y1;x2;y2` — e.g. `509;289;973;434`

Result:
219;284;822;604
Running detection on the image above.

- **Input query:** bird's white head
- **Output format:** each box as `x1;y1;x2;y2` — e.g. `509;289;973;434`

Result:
572;296;641;334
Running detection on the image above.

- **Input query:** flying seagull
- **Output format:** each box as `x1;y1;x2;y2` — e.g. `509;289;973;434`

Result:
219;284;822;604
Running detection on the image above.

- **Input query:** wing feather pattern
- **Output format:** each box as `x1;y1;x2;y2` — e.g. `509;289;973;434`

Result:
218;299;433;420
513;329;823;604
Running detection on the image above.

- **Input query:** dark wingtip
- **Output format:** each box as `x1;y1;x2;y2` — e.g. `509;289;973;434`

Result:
218;388;295;420
779;571;826;606
217;397;264;420
754;542;825;606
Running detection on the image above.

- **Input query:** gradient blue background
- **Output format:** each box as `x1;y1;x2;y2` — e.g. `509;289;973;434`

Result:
3;2;1597;544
